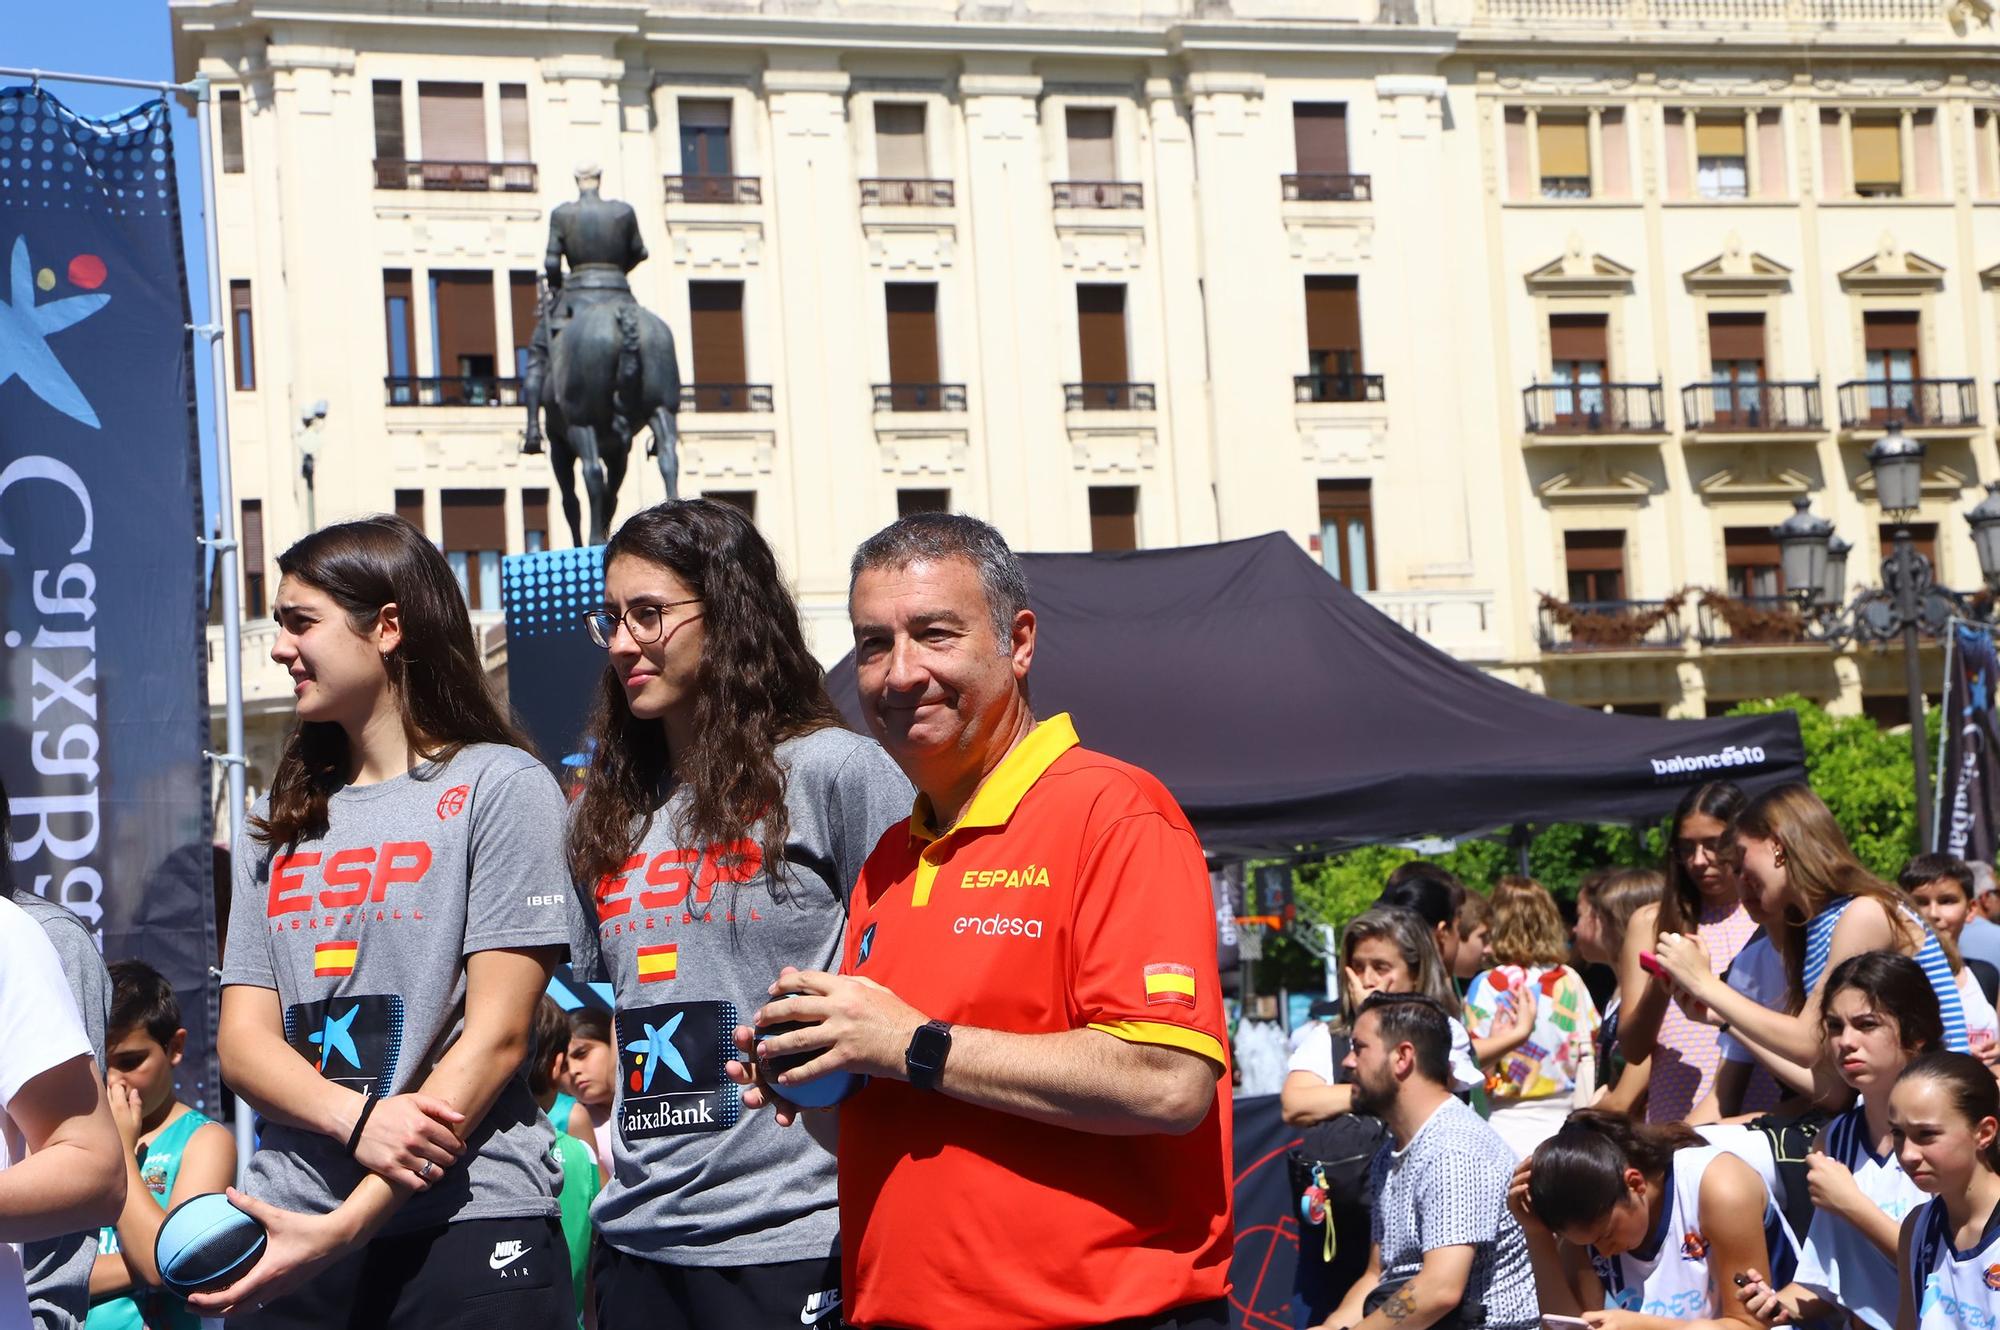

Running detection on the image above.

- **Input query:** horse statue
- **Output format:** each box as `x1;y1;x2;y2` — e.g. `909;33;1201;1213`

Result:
521;164;682;546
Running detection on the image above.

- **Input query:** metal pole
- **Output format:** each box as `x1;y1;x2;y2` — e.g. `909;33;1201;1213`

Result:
0;65;194;93
1897;527;1934;848
193;75;256;1177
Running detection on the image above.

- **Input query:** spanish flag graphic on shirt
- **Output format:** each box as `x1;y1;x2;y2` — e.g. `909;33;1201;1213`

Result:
1143;963;1196;1008
314;940;358;978
637;944;679;983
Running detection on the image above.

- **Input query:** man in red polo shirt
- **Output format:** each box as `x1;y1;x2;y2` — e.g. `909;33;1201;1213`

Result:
731;513;1233;1330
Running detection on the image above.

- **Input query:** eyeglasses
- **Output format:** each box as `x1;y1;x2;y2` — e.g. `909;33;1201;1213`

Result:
581;598;702;647
1674;837;1729;862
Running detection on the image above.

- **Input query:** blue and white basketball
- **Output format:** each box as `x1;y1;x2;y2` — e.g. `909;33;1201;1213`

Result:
757;1000;866;1108
155;1192;267;1297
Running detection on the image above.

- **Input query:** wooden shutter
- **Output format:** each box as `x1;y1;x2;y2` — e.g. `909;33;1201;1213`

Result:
1695;116;1747;157
1065;107;1116;179
383;270;415;378
1088;486;1139;552
1304;276;1361;355
509;272;539;372
394;489;425;532
1865;311;1921;351
430;272;497;376
1852;117;1901;188
689;281;746;383
679;99;733;175
418;82;485;161
874;103;928;177
1538;117;1589;178
240;499;266;616
499;85;530;162
1076;285;1128;383
884;284;940;384
1565;530;1626;569
1707;313;1765;363
373;81;405;160
1549;313;1608;363
219;91;244;173
1724;527;1783;592
897;489;949;517
1318;480;1376;591
230;280;255;390
441;490;506;551
1293;104;1349;175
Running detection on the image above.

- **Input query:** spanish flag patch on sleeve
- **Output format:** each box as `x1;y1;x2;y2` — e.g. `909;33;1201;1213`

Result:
314;941;358;978
1143;962;1196;1008
637;943;679;983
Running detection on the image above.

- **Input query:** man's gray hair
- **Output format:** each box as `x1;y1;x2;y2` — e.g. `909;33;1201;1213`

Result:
1973;860;1997;898
850;513;1030;648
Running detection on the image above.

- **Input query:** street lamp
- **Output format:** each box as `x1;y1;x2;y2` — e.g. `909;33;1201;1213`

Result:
1774;495;1833;603
1866;421;1936;844
1966;480;2000;594
1823;536;1851;609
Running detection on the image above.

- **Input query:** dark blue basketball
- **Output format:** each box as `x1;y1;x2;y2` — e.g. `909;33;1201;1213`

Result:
757;999;866;1109
155;1192;267;1296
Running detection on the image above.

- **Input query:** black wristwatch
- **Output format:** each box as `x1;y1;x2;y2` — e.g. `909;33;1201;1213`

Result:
905;1020;953;1091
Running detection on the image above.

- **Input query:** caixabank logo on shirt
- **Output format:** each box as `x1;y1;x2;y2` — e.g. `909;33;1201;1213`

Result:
283;995;405;1094
615;999;741;1141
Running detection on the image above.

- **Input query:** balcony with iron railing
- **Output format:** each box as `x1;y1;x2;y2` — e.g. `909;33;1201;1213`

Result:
1051;181;1143;210
679;383;773;413
1835;379;1979;431
860;179;954;207
1681;381;1824;434
1537;597;1687;652
1295;373;1386;404
873;383;967;413
1523;382;1668;435
1064;382;1156;411
384;376;522;407
1695;593;1816;647
1282;174;1373;202
1473;0;1964;28
665;175;762;205
373;159;537;192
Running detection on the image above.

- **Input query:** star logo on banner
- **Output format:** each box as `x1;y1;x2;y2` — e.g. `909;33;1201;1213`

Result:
0;236;109;429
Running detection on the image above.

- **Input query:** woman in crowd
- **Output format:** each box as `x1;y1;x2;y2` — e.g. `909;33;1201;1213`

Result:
1509;1109;1793;1325
1654;785;1968;1097
1891;1052;2000;1330
563;500;911;1330
1377;865;1466;978
1465;876;1601;1159
200;515;576;1328
1621;781;1762;1125
1736;952;1945;1330
1573;867;1663;1116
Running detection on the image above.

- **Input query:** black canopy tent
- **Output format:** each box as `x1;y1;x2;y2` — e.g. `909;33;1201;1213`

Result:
826;533;1806;855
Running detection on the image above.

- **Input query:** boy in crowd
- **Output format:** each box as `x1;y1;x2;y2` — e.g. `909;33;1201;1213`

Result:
531;998;600;1330
565;1008;616;1184
1901;855;2000;1005
87;960;234;1329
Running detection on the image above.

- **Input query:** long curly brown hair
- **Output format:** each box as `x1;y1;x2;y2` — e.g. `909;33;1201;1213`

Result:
252;516;531;849
565;500;842;898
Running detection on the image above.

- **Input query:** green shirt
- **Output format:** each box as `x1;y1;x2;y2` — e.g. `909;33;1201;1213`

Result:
87;1108;214;1330
552;1116;601;1327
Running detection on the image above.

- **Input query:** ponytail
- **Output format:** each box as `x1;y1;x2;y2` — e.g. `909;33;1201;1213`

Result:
1527;1109;1705;1234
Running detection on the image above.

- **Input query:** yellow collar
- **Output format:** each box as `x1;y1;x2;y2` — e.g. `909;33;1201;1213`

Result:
908;713;1080;847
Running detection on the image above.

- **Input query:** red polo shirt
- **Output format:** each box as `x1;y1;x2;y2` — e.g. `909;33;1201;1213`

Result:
836;714;1233;1329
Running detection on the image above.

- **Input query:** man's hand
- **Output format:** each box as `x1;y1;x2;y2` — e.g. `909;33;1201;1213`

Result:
184;1188;361;1318
746;967;929;1086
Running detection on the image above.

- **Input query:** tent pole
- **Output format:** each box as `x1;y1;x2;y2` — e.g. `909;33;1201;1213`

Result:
1510;824;1532;875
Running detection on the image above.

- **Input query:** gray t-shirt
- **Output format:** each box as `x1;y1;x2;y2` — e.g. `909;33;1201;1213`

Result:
573;727;911;1265
11;892;110;1330
221;743;572;1232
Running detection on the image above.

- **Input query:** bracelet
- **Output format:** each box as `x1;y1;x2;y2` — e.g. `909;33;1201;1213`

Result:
344;1091;380;1157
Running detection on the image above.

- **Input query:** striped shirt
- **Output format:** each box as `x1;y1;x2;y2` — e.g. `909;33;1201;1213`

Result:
1803;896;1967;1052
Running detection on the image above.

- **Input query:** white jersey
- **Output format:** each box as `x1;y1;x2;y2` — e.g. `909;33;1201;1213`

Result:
1908;1196;2000;1330
1797;1104;1931;1330
1590;1142;1795;1319
1958;969;1999;1051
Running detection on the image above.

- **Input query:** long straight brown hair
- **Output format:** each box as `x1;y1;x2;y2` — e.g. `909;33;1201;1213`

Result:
252;516;531;848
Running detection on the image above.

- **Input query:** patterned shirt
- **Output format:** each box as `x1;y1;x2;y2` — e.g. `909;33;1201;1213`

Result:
1369;1096;1538;1330
1647;898;1758;1124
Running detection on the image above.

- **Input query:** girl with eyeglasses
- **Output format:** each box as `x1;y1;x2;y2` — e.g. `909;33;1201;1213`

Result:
564;501;911;1330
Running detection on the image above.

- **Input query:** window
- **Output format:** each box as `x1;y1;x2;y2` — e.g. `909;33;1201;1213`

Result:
509;272;539;379
1549;314;1608;425
229;280;255;391
1864;311;1921;423
240;499;265;617
499;84;530;163
372;80;405;161
1303;276;1363;400
1695;114;1748;199
1088;486;1138;552
523;489;549;553
884;284;941;409
1065;107;1116;180
219;90;244;173
1724;527;1783;599
874;103;928;177
1708;313;1766;426
1564;531;1626;603
688;280;747;411
679;99;733;176
383;270;415;398
1293;103;1350;177
1538;115;1591;199
706;491;757;522
1076;284;1129;385
1852;115;1902;198
429;271;498;400
441;490;505;610
898;488;950;517
417;82;485;161
1318;480;1374;592
394;489;424;535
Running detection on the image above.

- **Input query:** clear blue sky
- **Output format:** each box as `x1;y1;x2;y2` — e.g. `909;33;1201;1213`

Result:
10;0;220;528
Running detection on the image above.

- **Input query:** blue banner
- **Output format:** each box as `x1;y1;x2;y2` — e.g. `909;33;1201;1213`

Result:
0;88;217;1108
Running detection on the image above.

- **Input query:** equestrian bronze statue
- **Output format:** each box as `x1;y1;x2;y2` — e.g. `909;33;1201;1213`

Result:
521;164;682;545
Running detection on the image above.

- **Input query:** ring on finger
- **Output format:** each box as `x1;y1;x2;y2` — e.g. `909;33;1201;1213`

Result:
419;1160;435;1180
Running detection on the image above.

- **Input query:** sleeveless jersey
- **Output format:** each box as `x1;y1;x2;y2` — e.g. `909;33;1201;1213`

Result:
1796;1104;1931;1330
1590;1142;1796;1319
86;1108;215;1330
1908;1196;2000;1330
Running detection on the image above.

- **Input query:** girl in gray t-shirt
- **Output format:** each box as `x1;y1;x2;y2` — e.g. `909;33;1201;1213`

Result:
205;516;575;1330
566;501;910;1330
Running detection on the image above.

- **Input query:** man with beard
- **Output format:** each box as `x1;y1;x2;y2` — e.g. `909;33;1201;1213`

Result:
1320;994;1536;1330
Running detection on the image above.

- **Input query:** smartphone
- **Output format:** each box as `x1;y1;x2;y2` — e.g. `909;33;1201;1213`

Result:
1638;951;1668;980
1543;1317;1592;1330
